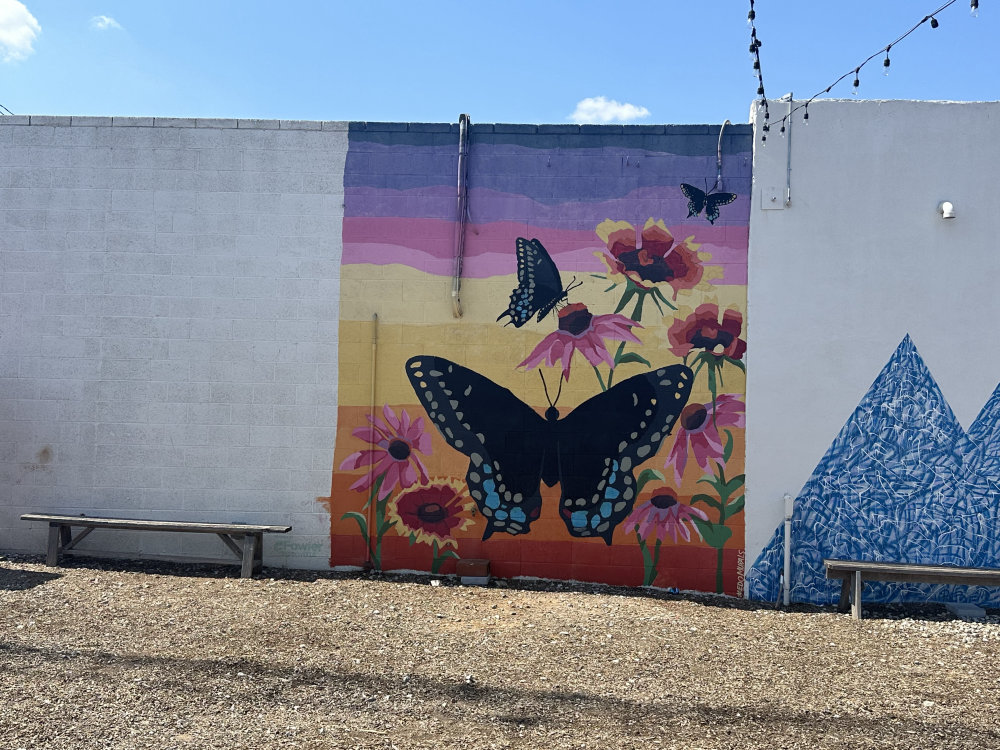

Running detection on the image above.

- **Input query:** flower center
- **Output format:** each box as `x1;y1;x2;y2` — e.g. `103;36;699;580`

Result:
690;325;734;353
650;493;679;510
387;439;411;460
681;403;708;431
558;303;593;335
416;502;447;523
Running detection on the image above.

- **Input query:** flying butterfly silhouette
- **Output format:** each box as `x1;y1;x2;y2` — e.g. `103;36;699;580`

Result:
497;237;580;328
405;355;694;543
680;183;738;225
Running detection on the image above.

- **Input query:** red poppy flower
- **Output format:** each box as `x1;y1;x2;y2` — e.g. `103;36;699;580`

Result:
595;219;716;297
517;302;641;382
667;303;746;360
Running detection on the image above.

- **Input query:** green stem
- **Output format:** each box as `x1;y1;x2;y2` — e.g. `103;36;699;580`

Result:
593;365;608;392
636;530;656;586
716;547;724;593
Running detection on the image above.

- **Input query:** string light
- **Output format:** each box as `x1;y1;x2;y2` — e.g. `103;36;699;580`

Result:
747;0;771;144
753;0;974;140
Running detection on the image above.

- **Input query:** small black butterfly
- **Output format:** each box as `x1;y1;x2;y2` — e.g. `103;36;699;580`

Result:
405;356;694;544
496;237;579;328
680;183;738;225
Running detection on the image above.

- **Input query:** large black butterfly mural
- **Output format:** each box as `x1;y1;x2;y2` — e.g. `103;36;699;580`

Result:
680;183;737;225
496;237;581;327
405;355;694;543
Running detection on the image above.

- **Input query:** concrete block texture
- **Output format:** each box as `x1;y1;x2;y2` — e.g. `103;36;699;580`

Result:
0;118;346;568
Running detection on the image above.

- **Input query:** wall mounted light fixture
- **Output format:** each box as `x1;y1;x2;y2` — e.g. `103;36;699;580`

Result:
938;201;956;219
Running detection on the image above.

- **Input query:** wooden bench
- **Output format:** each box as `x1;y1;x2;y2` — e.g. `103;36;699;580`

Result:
20;513;292;578
824;558;1000;620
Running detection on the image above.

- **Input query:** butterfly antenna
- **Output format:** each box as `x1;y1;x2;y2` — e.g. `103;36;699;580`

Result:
539;370;554;408
566;276;583;293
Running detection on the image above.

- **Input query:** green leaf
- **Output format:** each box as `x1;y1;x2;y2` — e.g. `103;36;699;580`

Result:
725;495;745;517
617;351;652;368
652;286;677;310
631;291;646;322
341;511;369;538
636;468;665;494
408;532;417;545
615;287;636;314
724;474;746;497
722;429;734;464
436;548;460;561
691;493;723;512
612;340;627;364
650;292;664;315
724;356;746;373
692;518;732;549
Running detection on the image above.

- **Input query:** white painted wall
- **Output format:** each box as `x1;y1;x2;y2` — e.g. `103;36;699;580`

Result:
0;116;346;569
746;100;1000;567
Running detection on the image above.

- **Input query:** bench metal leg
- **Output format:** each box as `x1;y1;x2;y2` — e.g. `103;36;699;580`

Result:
851;570;863;620
241;533;257;578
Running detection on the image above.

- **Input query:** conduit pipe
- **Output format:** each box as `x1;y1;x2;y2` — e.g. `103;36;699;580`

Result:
365;313;379;569
715;119;731;190
452;113;471;318
783;493;793;605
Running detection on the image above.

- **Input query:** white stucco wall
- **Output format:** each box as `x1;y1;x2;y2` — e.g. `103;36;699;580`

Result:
745;100;1000;567
0;116;346;569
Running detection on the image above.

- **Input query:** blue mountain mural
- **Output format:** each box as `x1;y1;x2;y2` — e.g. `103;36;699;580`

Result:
747;335;1000;606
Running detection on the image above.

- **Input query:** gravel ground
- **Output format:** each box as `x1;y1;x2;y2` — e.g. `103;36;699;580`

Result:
1;554;999;750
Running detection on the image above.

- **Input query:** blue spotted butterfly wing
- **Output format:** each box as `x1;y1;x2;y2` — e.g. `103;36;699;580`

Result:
680;183;737;225
496;238;568;328
405;356;550;538
554;365;694;543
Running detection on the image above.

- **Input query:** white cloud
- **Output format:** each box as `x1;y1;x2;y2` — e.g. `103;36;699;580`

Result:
568;96;651;124
0;0;40;63
90;15;123;31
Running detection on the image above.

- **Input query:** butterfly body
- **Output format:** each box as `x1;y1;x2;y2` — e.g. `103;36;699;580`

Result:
405;356;693;543
497;238;574;327
680;183;737;225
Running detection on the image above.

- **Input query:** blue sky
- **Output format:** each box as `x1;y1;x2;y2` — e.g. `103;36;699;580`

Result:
0;0;996;124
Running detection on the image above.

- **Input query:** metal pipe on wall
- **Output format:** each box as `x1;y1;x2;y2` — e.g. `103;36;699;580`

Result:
452;114;471;318
364;313;379;568
783;493;793;605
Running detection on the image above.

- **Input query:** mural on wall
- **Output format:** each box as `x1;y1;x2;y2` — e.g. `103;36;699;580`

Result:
322;123;751;593
747;335;1000;606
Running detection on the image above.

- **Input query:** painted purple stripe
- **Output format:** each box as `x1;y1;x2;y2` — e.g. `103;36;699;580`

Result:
343;218;747;283
345;141;752;205
346;185;751;228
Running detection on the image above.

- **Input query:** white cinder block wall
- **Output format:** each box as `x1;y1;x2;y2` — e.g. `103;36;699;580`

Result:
0;116;346;569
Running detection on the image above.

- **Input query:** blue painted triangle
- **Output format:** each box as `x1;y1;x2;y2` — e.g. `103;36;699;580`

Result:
747;335;1000;607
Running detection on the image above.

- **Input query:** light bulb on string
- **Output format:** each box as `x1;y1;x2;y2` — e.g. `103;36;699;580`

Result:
930;15;939;28
971;0;979;17
852;69;860;96
883;47;891;76
803;106;809;124
779;121;786;137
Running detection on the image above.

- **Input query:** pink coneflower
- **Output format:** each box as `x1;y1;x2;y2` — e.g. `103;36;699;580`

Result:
517;302;641;382
628;491;708;544
339;405;431;500
664;394;745;484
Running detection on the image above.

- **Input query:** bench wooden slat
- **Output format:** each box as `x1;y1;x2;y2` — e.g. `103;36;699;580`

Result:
20;513;291;535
